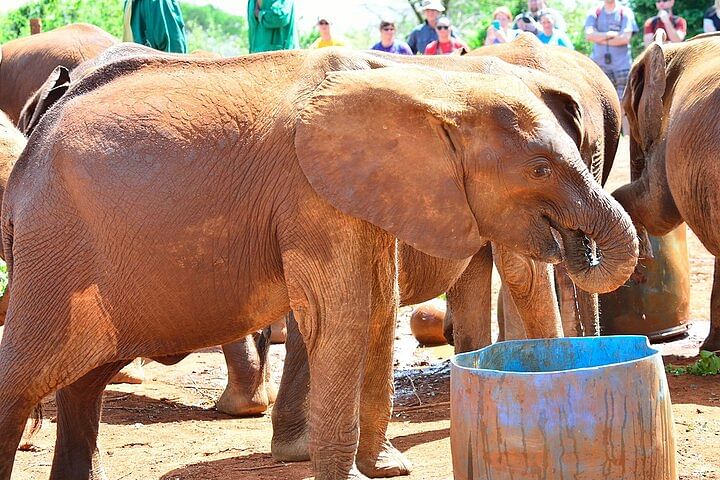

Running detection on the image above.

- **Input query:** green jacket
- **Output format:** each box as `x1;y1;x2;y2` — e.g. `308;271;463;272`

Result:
248;0;299;53
123;0;188;54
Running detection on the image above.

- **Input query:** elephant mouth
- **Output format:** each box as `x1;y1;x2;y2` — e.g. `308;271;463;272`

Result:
547;220;601;269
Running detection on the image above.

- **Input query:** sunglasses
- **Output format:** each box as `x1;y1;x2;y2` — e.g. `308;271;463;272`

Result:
318;21;329;25
437;25;450;30
382;27;395;31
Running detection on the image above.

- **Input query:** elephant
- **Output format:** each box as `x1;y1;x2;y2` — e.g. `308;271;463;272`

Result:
0;48;638;480
0;23;117;125
220;36;628;433
0;111;26;321
613;32;720;352
15;41;577;418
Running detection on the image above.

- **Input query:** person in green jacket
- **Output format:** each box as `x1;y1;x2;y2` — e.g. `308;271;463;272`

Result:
248;0;299;53
123;0;188;54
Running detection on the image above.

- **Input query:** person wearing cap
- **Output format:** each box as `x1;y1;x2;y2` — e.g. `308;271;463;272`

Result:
371;19;413;55
424;16;468;54
310;16;347;48
407;0;459;54
123;0;188;53
247;0;298;53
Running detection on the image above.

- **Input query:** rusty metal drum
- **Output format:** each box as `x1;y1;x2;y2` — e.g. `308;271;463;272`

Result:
450;336;677;480
600;225;690;342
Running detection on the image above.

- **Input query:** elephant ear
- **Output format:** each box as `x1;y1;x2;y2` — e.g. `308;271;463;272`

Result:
537;85;584;152
17;66;71;136
295;67;483;260
624;43;666;151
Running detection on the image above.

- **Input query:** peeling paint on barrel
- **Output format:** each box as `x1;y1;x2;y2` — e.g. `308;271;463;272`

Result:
450;336;677;480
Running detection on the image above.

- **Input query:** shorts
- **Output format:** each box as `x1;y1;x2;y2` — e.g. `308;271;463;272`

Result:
600;67;630;101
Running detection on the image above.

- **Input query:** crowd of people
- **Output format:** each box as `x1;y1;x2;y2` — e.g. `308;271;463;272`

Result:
122;0;720;105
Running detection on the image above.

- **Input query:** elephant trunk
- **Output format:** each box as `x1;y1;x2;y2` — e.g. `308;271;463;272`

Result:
557;191;638;294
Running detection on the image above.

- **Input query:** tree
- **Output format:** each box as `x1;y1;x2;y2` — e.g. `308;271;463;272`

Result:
0;0;249;55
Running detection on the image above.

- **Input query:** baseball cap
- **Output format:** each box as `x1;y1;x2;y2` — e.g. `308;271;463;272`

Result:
421;0;446;12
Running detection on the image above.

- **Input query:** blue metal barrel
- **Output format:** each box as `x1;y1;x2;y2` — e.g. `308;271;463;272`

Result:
450;336;676;480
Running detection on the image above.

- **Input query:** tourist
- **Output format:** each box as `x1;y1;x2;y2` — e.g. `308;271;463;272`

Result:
537;12;574;48
584;0;637;101
643;0;686;46
424;16;469;55
310;15;347;48
371;19;413;55
484;6;517;45
704;0;720;32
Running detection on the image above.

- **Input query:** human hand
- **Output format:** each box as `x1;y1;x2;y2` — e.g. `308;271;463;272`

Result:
606;30;618;39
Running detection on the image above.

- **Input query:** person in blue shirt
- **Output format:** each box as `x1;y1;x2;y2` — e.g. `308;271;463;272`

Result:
371;19;413;55
537;12;574;48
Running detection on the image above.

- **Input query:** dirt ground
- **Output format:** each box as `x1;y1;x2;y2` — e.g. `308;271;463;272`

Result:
5;136;720;480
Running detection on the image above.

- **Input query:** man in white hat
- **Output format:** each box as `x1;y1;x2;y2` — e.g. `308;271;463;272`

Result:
407;0;458;54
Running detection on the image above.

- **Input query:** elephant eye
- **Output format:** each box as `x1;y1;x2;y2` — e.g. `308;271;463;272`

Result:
529;161;552;179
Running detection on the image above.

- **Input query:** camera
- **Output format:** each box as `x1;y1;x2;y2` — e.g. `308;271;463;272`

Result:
604;52;612;65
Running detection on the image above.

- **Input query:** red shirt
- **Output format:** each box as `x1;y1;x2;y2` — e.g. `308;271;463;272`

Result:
643;14;687;38
424;39;466;55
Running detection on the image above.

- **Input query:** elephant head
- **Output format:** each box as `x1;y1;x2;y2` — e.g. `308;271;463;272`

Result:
295;67;638;294
612;41;682;237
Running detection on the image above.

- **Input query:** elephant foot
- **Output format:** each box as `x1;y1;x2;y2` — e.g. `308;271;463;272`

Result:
314;466;370;480
700;328;720;353
215;382;275;417
271;429;310;462
357;441;412;478
109;359;144;385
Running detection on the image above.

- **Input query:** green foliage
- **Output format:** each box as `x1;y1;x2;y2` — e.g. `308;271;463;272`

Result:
299;29;320;49
628;0;708;57
0;260;6;295
0;1;248;56
667;351;720;376
181;3;248;56
0;0;123;42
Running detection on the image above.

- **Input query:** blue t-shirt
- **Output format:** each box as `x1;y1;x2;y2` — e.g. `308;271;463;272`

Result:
537;29;574;49
584;6;637;71
371;40;413;55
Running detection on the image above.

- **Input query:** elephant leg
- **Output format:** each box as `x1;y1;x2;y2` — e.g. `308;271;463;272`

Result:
109;357;144;384
494;245;563;340
0;349;43;480
216;327;274;416
271;311;311;461
50;361;128;480
701;257;720;352
445;244;493;353
356;251;411;478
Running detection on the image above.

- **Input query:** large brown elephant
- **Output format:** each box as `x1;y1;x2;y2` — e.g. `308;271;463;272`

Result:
16;38;615;419
613;33;720;352
0;23;117;125
0;49;637;480
219;36;626;421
